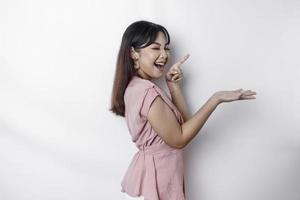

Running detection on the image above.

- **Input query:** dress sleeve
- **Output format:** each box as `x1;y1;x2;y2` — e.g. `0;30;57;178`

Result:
140;86;160;118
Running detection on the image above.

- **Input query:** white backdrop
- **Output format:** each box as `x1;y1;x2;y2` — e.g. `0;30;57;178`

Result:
1;0;300;200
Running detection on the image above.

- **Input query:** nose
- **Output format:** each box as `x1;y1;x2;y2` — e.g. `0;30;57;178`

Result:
159;49;168;59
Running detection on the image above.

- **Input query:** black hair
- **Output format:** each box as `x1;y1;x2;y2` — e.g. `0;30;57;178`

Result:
110;20;170;116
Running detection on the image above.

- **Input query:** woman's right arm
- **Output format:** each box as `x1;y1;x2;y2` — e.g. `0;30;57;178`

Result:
179;94;220;148
147;89;256;149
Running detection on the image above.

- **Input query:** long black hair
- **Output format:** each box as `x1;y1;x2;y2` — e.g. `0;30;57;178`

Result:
109;20;170;117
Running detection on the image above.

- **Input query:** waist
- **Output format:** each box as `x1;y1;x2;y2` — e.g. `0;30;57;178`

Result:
137;143;180;155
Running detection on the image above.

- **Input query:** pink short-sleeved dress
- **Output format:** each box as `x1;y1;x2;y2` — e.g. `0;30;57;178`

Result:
121;75;186;200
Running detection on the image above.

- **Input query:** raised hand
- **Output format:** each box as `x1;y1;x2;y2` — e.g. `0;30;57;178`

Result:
214;89;257;103
165;54;190;83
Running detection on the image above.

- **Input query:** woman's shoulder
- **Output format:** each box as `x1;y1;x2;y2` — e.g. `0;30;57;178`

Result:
124;76;165;119
125;76;157;94
124;76;162;107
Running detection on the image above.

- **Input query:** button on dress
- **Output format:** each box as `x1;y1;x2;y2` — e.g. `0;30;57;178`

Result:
121;76;186;200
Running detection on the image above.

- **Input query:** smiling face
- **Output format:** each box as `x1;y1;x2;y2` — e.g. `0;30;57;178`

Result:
131;31;170;80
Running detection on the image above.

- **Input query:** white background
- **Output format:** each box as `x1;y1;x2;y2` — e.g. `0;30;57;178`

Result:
0;0;299;199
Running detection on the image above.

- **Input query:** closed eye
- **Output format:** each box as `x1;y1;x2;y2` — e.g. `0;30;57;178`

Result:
152;48;171;50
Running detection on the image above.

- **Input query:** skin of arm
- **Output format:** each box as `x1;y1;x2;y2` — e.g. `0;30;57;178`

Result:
149;54;256;149
147;93;220;149
166;81;191;122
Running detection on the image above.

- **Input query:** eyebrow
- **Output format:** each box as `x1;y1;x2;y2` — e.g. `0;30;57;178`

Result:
152;42;169;46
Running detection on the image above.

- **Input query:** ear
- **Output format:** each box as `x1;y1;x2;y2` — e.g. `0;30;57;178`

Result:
130;47;139;60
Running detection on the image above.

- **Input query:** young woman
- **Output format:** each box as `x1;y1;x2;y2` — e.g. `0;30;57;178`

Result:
110;20;257;200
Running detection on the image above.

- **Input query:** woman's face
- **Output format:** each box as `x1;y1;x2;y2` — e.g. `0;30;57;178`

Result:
132;31;170;80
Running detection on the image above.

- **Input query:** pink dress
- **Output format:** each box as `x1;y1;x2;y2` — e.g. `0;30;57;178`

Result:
121;76;186;200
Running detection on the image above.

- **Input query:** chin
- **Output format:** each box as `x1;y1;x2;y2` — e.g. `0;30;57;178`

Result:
152;74;164;80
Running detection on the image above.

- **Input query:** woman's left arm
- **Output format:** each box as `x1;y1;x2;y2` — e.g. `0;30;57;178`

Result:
167;81;190;122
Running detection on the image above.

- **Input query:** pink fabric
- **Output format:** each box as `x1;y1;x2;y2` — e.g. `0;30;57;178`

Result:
121;76;186;200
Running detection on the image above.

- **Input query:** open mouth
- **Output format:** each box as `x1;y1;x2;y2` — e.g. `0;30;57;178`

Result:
154;63;165;71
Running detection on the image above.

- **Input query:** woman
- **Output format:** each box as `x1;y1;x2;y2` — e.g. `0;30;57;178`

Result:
110;20;256;200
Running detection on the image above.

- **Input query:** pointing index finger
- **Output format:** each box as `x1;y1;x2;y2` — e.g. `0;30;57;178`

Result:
178;54;190;65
